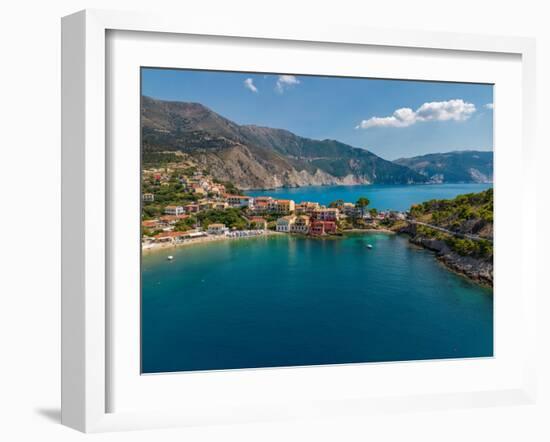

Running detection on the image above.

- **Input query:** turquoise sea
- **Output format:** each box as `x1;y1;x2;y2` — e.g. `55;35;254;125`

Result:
142;182;493;373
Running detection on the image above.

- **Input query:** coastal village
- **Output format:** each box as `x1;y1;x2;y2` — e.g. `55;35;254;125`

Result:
141;162;407;250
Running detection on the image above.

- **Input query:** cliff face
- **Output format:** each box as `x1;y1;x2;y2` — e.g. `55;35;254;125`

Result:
141;96;428;190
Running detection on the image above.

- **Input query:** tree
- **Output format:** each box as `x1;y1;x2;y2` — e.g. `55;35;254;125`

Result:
355;197;370;217
174;217;196;232
329;199;345;208
355;197;370;209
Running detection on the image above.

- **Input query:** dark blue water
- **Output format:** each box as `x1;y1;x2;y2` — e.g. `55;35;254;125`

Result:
142;233;493;373
248;183;493;211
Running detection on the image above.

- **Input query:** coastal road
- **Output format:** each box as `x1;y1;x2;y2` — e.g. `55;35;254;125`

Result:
409;220;493;243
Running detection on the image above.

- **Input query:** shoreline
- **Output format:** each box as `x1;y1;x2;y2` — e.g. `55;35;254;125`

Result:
142;230;283;254
403;233;493;288
143;227;491;288
142;228;394;254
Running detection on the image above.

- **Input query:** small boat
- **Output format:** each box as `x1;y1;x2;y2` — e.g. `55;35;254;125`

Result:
366;244;373;249
167;255;174;260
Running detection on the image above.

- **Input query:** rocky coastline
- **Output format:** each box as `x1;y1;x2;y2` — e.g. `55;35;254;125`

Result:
399;224;493;288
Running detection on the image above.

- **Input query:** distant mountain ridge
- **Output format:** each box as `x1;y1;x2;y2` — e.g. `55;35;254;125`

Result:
394;151;493;184
141;96;428;190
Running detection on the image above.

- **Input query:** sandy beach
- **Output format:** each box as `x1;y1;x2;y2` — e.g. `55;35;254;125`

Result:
142;230;283;254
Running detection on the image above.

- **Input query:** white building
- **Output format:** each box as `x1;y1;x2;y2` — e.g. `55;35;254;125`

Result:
142;193;155;202
207;223;229;235
164;205;185;216
276;215;296;232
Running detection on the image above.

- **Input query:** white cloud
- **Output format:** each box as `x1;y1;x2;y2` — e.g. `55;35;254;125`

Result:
356;99;477;129
275;75;300;93
484;103;494;110
243;78;258;93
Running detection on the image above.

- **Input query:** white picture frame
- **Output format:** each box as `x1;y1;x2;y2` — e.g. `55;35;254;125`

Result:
61;9;538;433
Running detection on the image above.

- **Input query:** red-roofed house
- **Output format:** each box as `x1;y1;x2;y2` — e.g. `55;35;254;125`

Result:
309;220;337;236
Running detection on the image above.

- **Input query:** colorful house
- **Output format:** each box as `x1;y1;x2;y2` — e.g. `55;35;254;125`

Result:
274;199;296;213
309;220;337;236
314;208;339;221
290;215;310;234
252;196;273;213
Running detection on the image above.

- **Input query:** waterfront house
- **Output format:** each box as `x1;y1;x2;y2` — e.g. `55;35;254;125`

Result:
207;223;228;235
290;215;310;234
153;229;207;244
276;215;296;232
314;207;339;221
153;231;189;244
275;199;296;213
309;220;337;236
249;217;267;230
226;195;254;209
164;205;185;216
142;193;155;202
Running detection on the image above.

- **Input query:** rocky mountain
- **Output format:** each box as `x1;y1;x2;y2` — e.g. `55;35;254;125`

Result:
394;150;493;183
141;96;428;190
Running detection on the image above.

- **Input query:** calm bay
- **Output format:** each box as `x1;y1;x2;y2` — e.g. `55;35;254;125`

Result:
142;183;493;373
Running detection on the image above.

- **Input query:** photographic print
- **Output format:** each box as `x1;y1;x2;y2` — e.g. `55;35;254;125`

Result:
140;68;493;374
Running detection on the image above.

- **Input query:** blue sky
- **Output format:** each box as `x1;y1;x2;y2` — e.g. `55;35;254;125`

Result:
141;68;493;160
